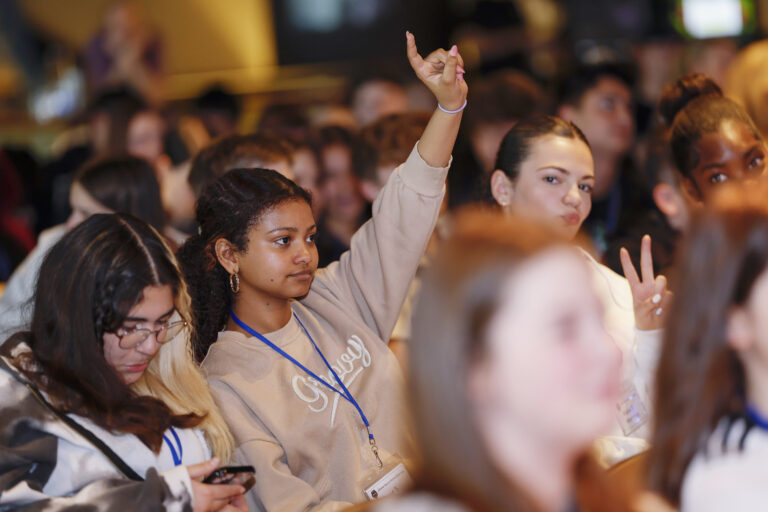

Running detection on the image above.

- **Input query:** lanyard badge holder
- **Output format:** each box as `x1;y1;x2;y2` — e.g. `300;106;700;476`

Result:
230;311;412;500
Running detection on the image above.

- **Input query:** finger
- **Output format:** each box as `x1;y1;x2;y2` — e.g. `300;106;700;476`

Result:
640;234;654;284
619;247;641;290
207;483;246;501
425;48;448;65
653;274;667;296
405;31;424;72
187;457;220;480
441;45;459;85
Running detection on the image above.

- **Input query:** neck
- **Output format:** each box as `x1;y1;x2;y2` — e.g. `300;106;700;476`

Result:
227;291;292;335
324;215;357;246
592;151;621;200
481;414;575;512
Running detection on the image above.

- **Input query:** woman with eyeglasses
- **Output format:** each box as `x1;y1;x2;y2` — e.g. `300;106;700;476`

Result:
0;213;246;512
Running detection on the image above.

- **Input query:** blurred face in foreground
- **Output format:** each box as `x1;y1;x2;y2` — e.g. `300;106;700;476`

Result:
471;247;621;457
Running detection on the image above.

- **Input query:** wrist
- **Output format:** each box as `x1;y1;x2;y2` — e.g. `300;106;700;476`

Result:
437;99;467;114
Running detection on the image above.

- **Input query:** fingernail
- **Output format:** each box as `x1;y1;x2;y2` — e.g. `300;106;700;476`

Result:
450;45;458;56
458;65;465;73
652;294;662;304
655;307;663;316
458;74;464;82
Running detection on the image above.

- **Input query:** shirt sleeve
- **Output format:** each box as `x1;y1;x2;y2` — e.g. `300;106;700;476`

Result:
310;143;449;342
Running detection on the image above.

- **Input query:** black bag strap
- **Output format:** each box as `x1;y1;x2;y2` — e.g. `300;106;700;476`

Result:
0;351;145;481
24;382;145;481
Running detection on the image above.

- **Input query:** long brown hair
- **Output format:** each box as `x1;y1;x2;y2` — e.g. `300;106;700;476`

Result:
3;214;202;452
409;209;628;512
648;182;768;505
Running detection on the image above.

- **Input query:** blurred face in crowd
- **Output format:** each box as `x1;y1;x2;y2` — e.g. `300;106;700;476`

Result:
492;135;595;240
102;285;174;385
686;119;767;201
352;80;409;126
561;76;634;159
292;147;324;217
321;144;365;224
65;182;113;230
127;111;166;166
160;162;197;232
471;247;620;456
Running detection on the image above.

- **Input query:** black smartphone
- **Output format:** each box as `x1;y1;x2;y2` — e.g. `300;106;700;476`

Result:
203;465;256;491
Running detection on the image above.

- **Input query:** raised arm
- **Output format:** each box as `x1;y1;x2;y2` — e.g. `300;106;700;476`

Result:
405;31;468;168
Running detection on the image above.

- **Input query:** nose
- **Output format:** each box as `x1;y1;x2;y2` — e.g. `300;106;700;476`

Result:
294;242;312;265
563;183;582;208
136;331;162;357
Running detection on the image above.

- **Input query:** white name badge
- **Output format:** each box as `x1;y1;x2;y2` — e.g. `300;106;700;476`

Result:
363;463;413;500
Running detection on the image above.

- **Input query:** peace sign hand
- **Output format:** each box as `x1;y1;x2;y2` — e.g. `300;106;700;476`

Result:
620;235;673;331
406;31;468;111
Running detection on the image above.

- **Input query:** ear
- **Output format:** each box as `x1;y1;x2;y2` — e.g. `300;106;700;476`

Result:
214;238;240;275
490;170;514;209
359;180;380;203
726;306;754;352
557;104;576;122
652;183;680;218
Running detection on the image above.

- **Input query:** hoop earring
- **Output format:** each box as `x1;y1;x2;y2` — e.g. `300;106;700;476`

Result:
229;272;240;294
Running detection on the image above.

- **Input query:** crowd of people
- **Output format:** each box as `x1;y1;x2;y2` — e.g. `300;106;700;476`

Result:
2;5;768;511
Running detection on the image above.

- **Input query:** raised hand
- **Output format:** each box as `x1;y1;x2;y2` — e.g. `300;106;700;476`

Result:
406;31;468;111
620;235;673;331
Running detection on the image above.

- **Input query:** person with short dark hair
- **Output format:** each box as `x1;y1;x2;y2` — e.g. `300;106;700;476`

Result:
557;63;644;254
188;133;295;199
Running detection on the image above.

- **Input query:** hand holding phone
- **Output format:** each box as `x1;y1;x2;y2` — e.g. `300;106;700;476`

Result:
203;465;256;491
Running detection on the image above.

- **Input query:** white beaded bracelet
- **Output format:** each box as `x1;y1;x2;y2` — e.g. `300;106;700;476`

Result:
437;99;467;114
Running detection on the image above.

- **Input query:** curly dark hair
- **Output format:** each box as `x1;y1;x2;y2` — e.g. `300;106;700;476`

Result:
177;168;311;361
1;213;201;452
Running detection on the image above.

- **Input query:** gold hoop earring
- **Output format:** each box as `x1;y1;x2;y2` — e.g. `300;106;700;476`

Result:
229;272;240;294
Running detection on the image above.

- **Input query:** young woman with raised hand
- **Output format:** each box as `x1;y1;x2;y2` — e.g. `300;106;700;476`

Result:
177;32;466;510
373;210;627;512
487;116;671;466
0;213;244;511
648;183;768;511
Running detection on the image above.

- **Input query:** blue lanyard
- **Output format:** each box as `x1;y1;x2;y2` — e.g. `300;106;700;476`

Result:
230;310;383;467
162;427;183;466
746;404;768;431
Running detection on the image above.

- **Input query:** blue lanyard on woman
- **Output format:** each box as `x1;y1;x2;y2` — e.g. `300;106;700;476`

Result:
163;427;183;466
230;309;384;468
746;404;768;431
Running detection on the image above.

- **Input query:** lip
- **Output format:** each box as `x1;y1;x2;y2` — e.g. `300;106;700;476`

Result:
289;270;315;280
125;362;149;373
561;213;581;226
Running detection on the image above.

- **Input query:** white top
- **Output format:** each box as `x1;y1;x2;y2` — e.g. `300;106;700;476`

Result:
682;418;768;511
582;251;662;466
0;224;67;340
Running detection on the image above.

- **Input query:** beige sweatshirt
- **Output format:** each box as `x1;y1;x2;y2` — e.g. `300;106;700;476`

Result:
202;144;449;512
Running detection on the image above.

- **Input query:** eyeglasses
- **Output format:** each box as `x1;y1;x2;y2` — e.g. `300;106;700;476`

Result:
113;319;188;350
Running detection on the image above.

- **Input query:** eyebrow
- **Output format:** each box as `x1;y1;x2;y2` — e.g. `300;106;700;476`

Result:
124;307;175;323
537;166;595;181
267;224;317;234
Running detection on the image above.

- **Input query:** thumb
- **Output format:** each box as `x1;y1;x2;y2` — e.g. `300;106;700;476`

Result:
441;45;459;85
187;457;220;480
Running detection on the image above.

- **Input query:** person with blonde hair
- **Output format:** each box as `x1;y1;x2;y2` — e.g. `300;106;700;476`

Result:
0;213;244;511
